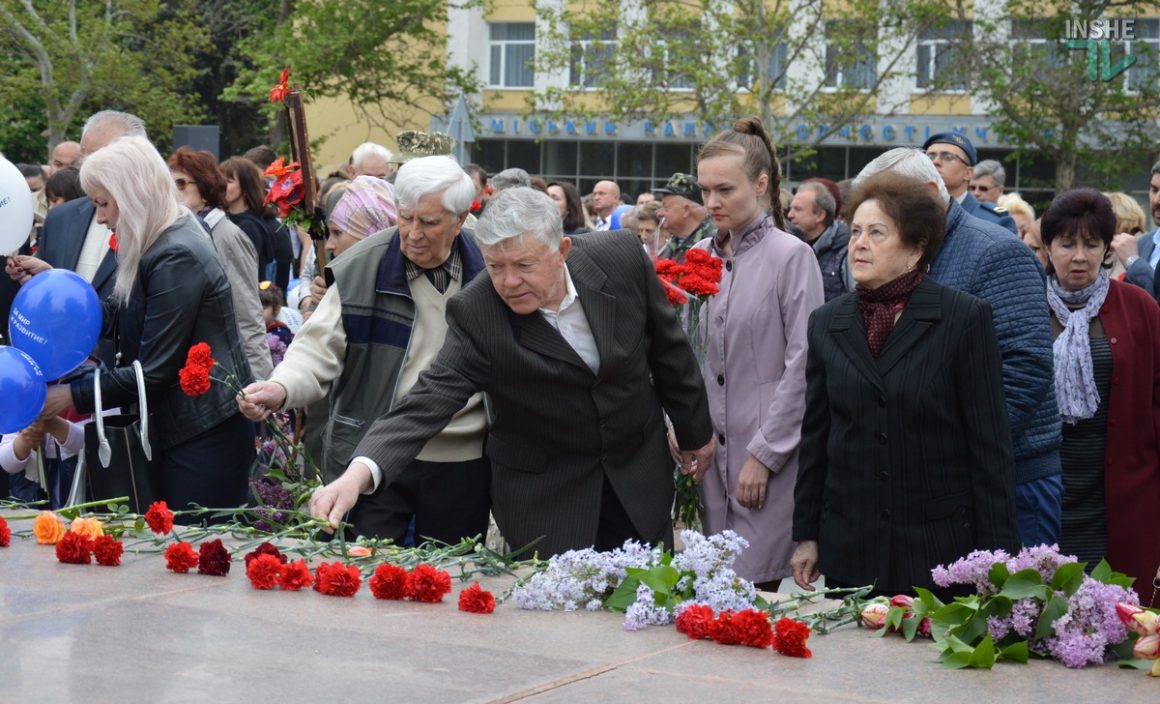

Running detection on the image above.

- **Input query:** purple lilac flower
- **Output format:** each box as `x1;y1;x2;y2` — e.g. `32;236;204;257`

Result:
624;584;674;631
987;597;1040;641
931;548;1011;592
1044;576;1138;668
251;479;294;532
511;540;661;611
267;333;287;367
1007;544;1078;584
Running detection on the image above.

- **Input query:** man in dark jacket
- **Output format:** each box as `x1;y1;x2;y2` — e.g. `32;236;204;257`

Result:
788;181;850;302
923;132;1017;234
308;187;715;556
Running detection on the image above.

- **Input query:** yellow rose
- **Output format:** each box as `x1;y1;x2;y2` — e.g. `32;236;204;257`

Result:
69;517;104;540
32;511;66;545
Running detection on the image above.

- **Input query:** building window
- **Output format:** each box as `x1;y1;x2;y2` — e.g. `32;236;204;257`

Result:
654;24;698;90
737;42;788;91
570;27;616;88
1009;19;1070;70
1127;19;1159;92
824;22;876;90
916;20;971;90
489;22;535;88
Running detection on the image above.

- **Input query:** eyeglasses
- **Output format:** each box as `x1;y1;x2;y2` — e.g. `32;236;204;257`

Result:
174;178;192;191
969;183;997;193
926;151;971;167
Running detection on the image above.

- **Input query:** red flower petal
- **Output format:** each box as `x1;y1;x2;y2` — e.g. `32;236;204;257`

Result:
279;560;314;591
246;554;283;590
92;535;124;566
404;564;452;603
0;516;10;547
144;500;174;535
55;531;92;564
370;564;408;600
457;583;496;614
165;542;199;573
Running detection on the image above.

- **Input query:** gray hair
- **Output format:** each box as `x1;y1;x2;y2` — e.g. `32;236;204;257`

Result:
973;159;1006;187
394;155;474;214
1153;159;1160;177
80;136;182;303
854;148;950;205
798;182;836;225
474;187;563;251
490;167;531;192
82;110;147;140
351;141;393;168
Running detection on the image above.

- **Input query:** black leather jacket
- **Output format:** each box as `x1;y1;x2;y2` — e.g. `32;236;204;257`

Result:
71;214;254;449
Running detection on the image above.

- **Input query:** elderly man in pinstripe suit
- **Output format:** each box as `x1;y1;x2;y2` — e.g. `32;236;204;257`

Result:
310;187;715;556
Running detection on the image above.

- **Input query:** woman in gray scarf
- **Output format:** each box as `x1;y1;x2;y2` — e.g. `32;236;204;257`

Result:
1042;188;1160;597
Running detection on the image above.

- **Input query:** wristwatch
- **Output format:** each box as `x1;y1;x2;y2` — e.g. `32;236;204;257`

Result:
1126;255;1140;268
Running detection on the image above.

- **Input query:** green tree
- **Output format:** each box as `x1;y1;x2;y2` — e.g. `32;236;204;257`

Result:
226;0;485;144
0;0;208;155
532;0;948;156
953;0;1160;191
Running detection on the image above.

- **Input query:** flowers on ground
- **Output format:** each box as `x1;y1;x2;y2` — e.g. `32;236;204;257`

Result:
69;517;104;540
55;531;92;564
144;501;175;535
247;554;283;590
458;584;496;614
0;516;10;547
316;561;361;597
405;563;453;603
165;542;199;573
911;544;1141;669
279;560;314;591
370;564;408;600
198;539;232;576
772;617;813;658
91;536;124;566
33;511;66;545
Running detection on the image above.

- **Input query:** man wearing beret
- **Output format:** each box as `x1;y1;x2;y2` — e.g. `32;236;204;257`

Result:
654;173;715;263
923;132;1017;234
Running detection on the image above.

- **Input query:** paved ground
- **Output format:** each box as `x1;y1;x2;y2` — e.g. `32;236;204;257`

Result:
0;526;1154;703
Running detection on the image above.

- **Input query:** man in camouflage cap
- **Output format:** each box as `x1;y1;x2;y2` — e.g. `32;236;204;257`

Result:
654;172;714;263
391;131;454;165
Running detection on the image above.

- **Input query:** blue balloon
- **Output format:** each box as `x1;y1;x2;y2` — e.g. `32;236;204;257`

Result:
9;269;102;381
0;346;46;434
609;204;634;230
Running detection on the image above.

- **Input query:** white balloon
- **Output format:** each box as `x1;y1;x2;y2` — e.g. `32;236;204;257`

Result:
0;157;35;254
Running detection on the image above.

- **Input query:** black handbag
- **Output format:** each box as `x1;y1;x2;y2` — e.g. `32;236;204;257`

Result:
81;361;162;513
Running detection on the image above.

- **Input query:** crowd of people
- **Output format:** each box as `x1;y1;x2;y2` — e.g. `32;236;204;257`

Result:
2;109;1158;600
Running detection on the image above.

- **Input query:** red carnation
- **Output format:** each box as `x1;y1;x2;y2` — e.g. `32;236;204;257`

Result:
144;500;174;535
470;199;483;215
186;342;215;372
197;539;232;576
404;563;452;603
369;564;408;600
165;542;198;573
0;516;10;547
312;562;328;592
92;535;124;566
684;248;711;266
733;609;774;648
680;272;719;297
772;617;813;658
709;610;745;645
244;541;288;567
108;231;119;253
279;559;314;591
317;562;361;597
246;554;283;590
675;604;715;640
55;531;92;564
179;364;212;397
662;279;688;306
457;583;496;614
655;258;683;275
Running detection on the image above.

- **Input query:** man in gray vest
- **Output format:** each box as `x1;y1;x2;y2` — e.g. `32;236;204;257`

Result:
238;156;490;543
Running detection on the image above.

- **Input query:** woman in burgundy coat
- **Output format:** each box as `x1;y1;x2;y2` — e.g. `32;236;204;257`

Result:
1041;189;1160;602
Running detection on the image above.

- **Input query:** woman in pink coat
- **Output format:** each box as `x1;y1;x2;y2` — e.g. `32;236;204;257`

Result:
694;118;824;587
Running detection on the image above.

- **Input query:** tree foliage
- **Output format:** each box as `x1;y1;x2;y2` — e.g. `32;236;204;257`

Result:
0;0;208;156
950;0;1160;191
226;0;485;141
532;0;947;155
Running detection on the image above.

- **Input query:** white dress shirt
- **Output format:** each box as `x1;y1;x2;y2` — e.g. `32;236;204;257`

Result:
74;214;111;283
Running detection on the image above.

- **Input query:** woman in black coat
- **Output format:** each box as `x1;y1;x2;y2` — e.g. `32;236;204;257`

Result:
791;172;1019;598
28;136;255;520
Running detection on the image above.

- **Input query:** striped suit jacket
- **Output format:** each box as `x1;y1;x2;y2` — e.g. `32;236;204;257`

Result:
354;231;713;556
792;277;1020;593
